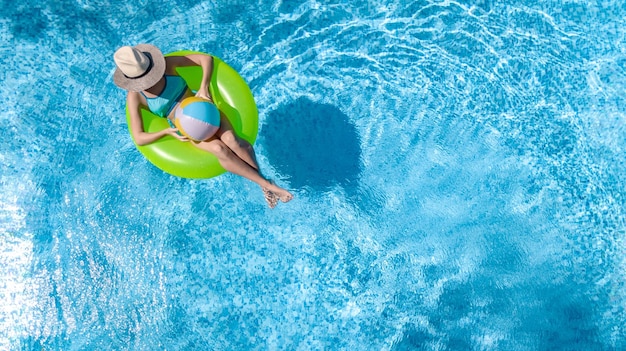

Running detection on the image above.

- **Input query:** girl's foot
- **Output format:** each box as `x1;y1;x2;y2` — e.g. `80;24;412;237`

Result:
275;188;293;203
262;187;278;209
266;181;293;203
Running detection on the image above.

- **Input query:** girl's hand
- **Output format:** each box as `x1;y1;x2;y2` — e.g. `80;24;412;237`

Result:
195;86;213;102
165;128;189;142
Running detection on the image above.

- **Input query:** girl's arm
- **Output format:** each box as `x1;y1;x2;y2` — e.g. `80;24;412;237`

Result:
190;54;214;101
165;54;214;101
127;92;187;146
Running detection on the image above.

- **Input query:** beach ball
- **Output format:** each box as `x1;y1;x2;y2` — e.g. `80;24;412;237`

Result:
174;97;221;141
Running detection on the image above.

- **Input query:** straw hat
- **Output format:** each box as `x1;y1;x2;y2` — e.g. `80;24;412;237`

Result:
113;44;166;91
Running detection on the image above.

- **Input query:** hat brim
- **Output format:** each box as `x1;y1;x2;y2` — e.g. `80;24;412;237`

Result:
113;44;166;92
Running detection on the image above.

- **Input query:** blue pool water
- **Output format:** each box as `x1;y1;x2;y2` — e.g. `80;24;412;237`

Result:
1;0;625;350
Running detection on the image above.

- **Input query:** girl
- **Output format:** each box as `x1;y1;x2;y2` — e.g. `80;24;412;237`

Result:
113;44;292;208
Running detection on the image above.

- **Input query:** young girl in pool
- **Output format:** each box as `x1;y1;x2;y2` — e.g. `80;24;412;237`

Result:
113;44;292;208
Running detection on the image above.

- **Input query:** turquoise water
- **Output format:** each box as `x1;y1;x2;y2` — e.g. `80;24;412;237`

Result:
1;0;626;350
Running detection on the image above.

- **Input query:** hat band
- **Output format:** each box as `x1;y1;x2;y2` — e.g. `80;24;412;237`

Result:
124;54;154;79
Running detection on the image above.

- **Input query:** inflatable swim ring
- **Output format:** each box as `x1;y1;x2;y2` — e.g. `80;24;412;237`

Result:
125;50;259;179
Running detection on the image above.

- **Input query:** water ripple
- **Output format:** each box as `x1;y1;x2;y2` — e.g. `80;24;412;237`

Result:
1;0;625;349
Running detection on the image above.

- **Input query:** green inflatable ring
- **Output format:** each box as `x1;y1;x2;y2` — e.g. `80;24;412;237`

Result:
125;50;258;178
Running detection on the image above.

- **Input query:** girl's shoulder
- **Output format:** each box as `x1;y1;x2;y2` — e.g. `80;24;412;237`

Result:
126;90;147;107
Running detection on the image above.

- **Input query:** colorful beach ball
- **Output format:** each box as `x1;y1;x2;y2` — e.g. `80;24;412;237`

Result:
174;97;221;141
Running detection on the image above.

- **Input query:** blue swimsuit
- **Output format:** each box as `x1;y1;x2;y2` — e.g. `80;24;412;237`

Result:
141;75;188;117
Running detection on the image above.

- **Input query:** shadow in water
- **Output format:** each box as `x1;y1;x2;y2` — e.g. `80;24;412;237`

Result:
262;97;362;192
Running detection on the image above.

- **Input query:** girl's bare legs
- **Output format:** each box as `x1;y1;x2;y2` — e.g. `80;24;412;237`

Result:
215;115;260;171
212;114;292;205
193;138;293;206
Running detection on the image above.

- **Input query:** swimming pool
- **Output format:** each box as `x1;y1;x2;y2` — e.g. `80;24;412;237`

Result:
1;0;625;349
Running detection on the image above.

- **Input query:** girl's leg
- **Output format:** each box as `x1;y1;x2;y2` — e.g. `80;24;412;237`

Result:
215;113;260;171
193;139;293;204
